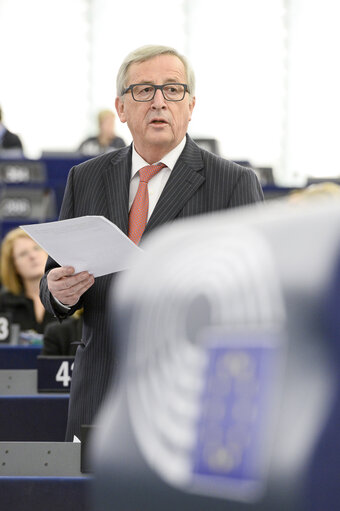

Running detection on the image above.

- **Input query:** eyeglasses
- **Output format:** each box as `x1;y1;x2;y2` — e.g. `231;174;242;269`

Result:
122;83;189;102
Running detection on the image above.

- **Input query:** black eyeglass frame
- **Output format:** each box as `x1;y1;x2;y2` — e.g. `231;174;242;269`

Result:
122;83;189;102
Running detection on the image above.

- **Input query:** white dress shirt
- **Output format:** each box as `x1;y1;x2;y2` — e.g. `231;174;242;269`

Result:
129;136;186;220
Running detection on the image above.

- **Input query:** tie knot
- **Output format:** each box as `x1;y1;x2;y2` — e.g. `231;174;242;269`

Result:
139;163;166;183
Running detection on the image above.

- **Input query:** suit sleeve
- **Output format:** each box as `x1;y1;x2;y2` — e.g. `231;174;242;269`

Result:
39;166;83;319
227;167;264;208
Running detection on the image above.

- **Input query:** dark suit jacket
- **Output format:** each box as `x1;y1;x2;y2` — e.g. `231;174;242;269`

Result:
40;135;264;440
42;315;82;356
0;289;56;334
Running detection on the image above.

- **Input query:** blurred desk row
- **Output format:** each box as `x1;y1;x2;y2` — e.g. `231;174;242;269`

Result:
0;155;96;509
0;442;92;511
0;344;73;441
0;154;297;239
0;343;90;510
0;475;91;511
0;154;89;238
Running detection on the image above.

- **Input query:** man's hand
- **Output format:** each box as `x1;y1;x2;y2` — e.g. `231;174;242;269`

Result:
47;266;95;307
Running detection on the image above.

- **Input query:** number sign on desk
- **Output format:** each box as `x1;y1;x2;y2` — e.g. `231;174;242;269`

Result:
0;313;12;343
37;356;74;392
0;196;32;217
0;161;46;183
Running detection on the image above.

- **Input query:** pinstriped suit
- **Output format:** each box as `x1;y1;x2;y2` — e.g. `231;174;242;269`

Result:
40;135;264;440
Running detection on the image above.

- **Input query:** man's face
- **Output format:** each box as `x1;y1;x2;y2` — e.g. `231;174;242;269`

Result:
115;54;195;161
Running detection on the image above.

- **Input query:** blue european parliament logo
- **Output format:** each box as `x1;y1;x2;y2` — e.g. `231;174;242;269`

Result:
192;332;284;500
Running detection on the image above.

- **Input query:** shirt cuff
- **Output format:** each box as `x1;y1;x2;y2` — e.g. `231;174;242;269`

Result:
52;296;73;312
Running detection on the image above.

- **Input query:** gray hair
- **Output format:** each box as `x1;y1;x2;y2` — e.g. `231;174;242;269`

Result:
116;44;195;99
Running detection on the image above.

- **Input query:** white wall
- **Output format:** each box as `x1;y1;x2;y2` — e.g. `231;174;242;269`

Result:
1;0;339;183
0;0;91;157
186;0;286;172
284;0;340;181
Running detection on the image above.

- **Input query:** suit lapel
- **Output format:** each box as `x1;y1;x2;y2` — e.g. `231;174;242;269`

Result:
144;136;205;235
103;145;132;235
101;137;205;238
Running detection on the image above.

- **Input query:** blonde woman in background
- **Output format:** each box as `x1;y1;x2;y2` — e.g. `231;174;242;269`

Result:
0;228;56;333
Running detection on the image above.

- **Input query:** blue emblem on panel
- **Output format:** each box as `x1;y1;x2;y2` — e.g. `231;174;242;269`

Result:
191;333;284;500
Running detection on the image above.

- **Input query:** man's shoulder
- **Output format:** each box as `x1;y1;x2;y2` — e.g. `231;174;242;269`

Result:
189;140;255;176
188;143;264;203
72;144;131;174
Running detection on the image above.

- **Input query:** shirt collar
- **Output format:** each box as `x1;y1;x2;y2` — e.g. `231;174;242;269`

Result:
131;136;186;179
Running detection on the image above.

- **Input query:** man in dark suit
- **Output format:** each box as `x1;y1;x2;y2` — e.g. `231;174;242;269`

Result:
40;44;264;441
0;106;23;151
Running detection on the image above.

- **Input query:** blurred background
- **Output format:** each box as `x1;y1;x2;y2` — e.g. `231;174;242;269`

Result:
1;0;339;185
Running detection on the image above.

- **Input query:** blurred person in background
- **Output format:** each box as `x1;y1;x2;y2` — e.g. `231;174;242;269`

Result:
287;181;340;203
0;105;23;153
42;308;83;356
0;228;56;333
78;109;126;155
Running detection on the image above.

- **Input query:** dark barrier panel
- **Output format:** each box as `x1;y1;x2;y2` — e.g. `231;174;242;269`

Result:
0;477;92;511
0;345;41;369
0;395;69;441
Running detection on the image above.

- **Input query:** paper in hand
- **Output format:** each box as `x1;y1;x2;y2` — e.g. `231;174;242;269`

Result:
21;216;143;277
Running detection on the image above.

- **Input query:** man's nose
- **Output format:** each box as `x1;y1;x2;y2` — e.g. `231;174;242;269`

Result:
151;88;167;108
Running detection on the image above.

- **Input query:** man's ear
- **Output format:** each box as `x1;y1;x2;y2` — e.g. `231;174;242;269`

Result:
115;96;127;123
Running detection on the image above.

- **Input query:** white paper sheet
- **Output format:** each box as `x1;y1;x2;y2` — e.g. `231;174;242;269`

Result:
21;216;143;277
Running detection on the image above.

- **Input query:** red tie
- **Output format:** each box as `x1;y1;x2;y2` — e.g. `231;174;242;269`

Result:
128;163;166;245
